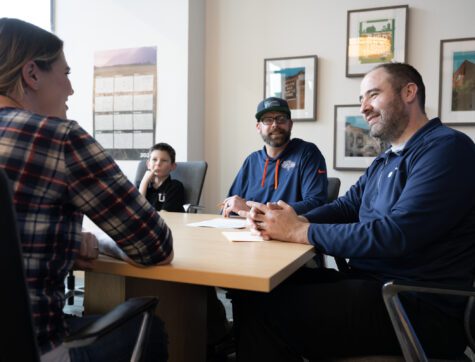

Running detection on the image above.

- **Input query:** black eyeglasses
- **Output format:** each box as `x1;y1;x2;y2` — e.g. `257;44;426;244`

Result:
259;115;289;126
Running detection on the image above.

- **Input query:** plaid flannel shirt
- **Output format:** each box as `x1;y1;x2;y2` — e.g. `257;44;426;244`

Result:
0;107;173;355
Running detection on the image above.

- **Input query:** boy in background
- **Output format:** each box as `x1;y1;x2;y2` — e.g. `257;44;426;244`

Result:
139;143;185;212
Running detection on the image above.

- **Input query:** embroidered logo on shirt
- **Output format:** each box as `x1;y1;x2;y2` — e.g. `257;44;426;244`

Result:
158;193;166;202
281;160;296;171
317;169;326;174
388;167;398;178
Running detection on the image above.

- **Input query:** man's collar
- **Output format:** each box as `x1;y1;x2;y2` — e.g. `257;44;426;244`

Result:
390;143;406;154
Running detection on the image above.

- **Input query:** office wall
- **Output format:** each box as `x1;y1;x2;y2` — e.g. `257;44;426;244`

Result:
203;0;475;212
55;1;475;213
55;0;205;178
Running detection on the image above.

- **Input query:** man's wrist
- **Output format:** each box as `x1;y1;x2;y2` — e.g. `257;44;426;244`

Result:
293;221;310;244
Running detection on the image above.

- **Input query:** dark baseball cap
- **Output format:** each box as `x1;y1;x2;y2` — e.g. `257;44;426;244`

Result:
255;97;291;120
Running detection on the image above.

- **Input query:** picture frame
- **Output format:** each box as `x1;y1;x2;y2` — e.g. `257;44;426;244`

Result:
334;104;390;171
438;37;475;125
346;5;408;77
264;55;317;121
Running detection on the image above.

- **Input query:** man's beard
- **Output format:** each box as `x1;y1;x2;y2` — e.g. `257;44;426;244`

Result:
369;97;409;144
261;129;291;147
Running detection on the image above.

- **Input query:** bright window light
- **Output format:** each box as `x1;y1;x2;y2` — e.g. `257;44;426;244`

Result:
1;0;51;31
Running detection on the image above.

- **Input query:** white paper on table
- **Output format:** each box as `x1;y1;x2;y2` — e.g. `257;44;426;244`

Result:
83;227;134;264
187;218;248;229
222;231;264;242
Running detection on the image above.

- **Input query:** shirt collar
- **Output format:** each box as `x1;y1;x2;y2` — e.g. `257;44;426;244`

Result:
390;143;406;155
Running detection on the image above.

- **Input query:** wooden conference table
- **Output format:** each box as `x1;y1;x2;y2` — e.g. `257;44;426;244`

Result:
84;212;315;362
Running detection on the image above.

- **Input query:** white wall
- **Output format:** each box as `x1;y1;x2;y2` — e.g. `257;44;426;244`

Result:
203;0;475;213
55;0;205;179
187;0;206;160
54;0;475;213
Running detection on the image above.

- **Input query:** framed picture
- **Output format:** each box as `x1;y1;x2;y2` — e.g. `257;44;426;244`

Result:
264;55;317;121
334;104;390;171
438;37;475;125
346;5;408;77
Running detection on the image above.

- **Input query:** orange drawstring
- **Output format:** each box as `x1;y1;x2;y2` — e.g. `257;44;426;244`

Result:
261;158;269;187
274;159;280;189
261;158;280;189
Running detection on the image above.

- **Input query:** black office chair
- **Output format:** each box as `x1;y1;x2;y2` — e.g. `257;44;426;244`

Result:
134;159;208;213
323;178;352;272
331;257;474;361
310;177;341;268
383;279;475;361
0;167;159;362
321;280;474;362
327;177;341;204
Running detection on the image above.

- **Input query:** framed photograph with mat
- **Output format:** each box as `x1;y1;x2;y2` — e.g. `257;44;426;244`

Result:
439;37;475;125
264;55;317;121
334;104;390;170
346;5;408;77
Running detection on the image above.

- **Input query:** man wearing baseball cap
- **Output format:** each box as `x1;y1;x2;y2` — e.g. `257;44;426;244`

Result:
211;97;328;359
221;96;328;217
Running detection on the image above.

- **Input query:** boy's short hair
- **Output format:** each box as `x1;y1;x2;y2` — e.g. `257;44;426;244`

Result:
149;143;176;163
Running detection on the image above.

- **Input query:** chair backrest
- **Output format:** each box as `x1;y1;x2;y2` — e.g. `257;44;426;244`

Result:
134;159;208;207
325;177;349;271
0;168;40;361
327;177;341;203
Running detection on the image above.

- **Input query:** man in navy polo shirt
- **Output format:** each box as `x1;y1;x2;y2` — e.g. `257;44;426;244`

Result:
234;63;475;360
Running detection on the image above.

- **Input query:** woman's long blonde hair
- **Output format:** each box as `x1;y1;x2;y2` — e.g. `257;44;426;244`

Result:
0;18;63;98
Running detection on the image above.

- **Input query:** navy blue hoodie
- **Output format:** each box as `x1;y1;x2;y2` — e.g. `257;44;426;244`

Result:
228;138;328;214
304;119;475;316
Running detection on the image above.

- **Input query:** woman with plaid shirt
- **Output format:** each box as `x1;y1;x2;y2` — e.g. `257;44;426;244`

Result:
0;18;173;361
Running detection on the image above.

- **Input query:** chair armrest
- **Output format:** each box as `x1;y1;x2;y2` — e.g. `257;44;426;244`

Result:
184;204;205;213
64;296;158;347
382;280;475;362
383;280;475;298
